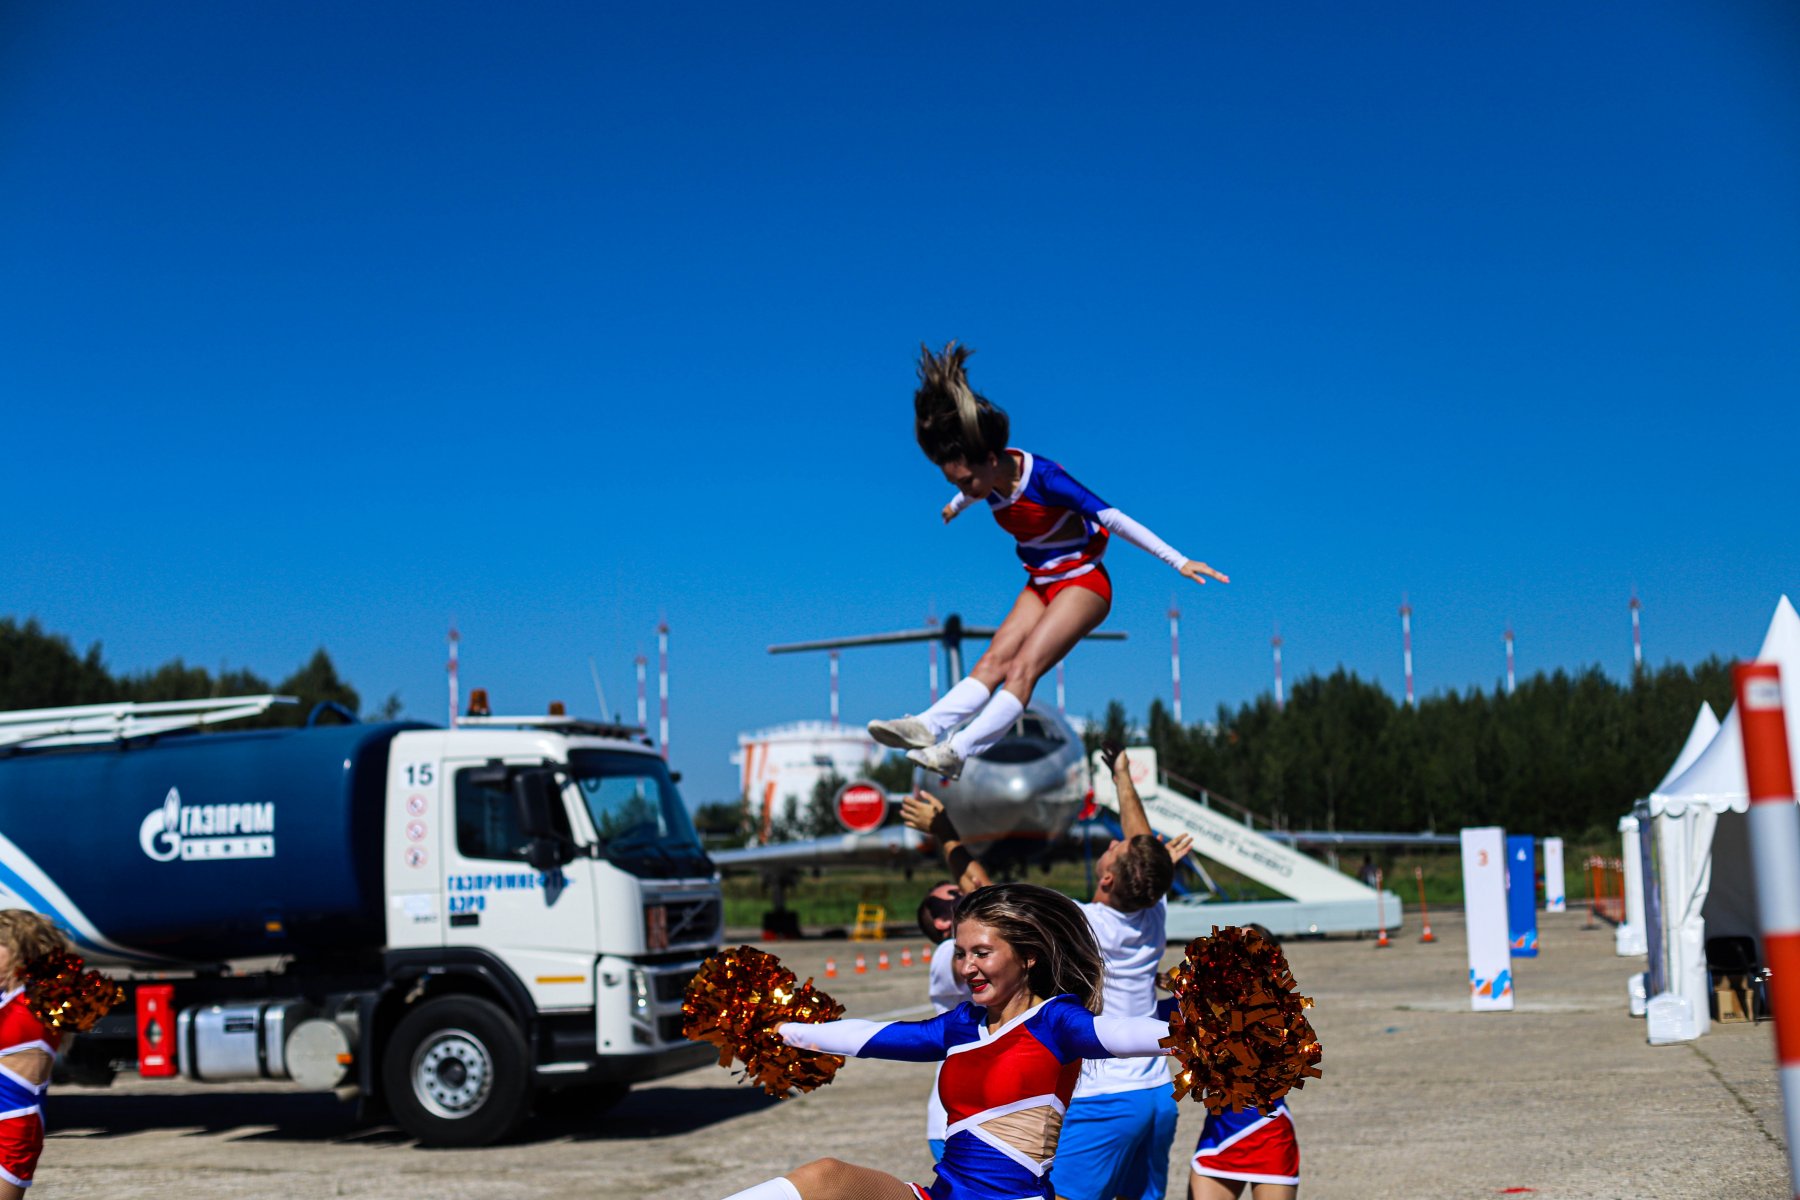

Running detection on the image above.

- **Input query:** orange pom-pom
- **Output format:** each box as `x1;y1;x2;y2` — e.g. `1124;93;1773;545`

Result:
1160;926;1323;1114
23;950;124;1033
682;946;845;1098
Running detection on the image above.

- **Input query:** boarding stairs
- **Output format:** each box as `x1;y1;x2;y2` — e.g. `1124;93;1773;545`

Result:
1091;747;1401;938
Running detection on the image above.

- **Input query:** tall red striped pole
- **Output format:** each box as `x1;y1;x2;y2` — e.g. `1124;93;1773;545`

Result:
1736;662;1800;1197
657;621;670;760
1272;627;1285;712
447;625;460;728
1504;627;1516;697
1400;596;1415;708
829;651;840;728
927;606;940;703
1169;599;1183;725
635;653;648;730
1055;661;1066;715
1630;594;1644;671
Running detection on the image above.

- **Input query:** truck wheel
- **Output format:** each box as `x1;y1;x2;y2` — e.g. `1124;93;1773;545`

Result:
382;995;530;1147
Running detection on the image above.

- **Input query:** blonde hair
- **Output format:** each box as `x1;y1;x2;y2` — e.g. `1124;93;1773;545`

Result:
0;910;67;983
954;882;1105;1012
914;342;1010;466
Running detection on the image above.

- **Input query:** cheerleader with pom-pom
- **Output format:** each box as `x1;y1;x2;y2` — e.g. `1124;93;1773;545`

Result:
712;883;1173;1200
0;910;123;1196
870;343;1228;781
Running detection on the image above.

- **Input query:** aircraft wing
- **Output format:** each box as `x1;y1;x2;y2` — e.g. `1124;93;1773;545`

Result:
710;826;930;869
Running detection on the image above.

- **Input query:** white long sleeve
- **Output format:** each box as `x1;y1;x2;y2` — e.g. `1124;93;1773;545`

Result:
1095;507;1187;570
945;491;975;517
1089;1014;1173;1058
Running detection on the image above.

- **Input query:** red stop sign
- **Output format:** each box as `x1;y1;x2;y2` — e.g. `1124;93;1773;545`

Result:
835;781;887;833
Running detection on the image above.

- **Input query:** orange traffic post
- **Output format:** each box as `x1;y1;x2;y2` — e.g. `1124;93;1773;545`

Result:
1734;662;1800;1198
1583;857;1601;930
1374;868;1390;948
1416;865;1436;943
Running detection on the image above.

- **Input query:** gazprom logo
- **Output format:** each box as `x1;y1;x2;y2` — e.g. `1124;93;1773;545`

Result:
139;788;277;863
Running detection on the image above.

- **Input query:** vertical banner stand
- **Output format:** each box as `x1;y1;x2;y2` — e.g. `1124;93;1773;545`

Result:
1462;827;1514;1011
1734;663;1800;1200
1543;836;1567;914
1507;834;1539;956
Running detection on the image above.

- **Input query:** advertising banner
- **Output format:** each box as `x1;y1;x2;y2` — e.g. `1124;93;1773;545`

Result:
1506;833;1539;956
1461;827;1514;1011
1542;836;1566;913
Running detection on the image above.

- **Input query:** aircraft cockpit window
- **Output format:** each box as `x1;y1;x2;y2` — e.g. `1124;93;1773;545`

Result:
1014;715;1063;743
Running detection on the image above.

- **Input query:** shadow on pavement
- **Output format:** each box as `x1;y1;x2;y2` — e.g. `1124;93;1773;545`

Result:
47;1083;779;1146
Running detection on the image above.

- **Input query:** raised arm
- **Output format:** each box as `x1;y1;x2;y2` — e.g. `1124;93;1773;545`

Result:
901;790;993;893
942;490;974;524
1102;744;1153;841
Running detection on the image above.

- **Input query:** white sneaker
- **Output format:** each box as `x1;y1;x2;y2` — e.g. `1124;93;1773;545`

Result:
906;742;966;781
868;716;936;750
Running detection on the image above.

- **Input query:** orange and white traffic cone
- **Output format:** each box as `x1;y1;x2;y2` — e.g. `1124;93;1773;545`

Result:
1416;866;1436;943
854;953;867;974
825;957;837;978
1374;868;1391;948
878;951;891;971
901;948;914;968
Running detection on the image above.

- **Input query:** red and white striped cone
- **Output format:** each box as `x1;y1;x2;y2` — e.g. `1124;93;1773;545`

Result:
1735;663;1800;1200
877;951;891;971
900;947;914;968
1416;865;1436;943
824;957;837;979
854;953;867;975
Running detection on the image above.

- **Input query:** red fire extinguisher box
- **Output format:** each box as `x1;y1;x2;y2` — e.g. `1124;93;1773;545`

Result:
135;984;176;1078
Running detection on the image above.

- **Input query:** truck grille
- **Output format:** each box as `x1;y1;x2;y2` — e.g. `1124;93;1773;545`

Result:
654;967;700;1004
658;1013;688;1043
660;896;721;946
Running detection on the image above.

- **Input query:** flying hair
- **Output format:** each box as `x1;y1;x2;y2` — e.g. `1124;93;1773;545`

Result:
914;342;1010;466
952;881;1105;1012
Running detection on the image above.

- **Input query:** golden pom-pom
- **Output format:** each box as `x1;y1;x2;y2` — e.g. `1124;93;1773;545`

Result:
682;945;846;1098
1159;926;1323;1114
23;950;124;1033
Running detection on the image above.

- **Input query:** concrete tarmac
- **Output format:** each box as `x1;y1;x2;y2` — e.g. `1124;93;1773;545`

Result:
40;910;1787;1199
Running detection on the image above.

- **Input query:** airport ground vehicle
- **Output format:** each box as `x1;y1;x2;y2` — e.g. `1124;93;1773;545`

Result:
0;696;721;1146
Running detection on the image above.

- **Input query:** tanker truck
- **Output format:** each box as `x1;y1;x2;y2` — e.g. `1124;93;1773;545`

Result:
0;695;722;1146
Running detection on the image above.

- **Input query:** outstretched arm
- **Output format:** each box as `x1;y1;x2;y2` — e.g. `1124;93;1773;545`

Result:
942;491;974;524
778;1011;953;1062
901;790;993;893
1042;1001;1171;1061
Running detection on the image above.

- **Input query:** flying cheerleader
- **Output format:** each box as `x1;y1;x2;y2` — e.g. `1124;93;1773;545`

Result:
869;342;1228;780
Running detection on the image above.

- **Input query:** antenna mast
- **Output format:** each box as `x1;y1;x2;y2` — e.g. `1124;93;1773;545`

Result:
1400;595;1415;708
1169;598;1183;725
447;625;460;728
1272;626;1285;712
657;621;670;760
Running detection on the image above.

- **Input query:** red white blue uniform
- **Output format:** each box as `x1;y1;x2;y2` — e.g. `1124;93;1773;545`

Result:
0;987;60;1189
781;995;1169;1200
1190;1101;1300;1187
948;449;1188;594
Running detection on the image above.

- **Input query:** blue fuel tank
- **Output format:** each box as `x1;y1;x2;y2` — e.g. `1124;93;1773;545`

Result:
0;721;427;966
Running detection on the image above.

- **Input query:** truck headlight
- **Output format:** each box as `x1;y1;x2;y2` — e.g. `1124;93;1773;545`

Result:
630;968;650;1017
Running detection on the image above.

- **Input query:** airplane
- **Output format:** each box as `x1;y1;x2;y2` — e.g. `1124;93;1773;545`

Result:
709;613;1126;871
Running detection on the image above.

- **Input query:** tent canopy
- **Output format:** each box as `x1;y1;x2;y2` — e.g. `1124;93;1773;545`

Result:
1648;594;1800;817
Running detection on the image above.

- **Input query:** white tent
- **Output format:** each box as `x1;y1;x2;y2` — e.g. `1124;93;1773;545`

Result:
1643;595;1800;1042
1619;703;1720;957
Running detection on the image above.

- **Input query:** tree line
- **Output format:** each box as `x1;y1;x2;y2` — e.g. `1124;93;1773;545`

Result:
0;617;397;726
1087;658;1735;840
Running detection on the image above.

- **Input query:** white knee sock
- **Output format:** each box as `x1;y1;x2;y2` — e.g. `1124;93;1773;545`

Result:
721;1178;801;1200
918;676;992;737
949;689;1026;760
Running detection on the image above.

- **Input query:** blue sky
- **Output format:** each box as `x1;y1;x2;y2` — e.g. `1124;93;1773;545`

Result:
3;2;1796;803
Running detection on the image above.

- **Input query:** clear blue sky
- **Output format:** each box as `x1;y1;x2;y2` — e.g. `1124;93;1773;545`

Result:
4;2;1796;803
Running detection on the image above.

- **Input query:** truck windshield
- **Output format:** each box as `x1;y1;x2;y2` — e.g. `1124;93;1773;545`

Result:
567;750;711;878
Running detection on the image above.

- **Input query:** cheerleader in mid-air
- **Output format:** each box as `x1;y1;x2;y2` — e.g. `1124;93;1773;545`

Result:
871;343;1228;779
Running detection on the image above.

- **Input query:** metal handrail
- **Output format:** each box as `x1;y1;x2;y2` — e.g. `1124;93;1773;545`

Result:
1158;768;1275;830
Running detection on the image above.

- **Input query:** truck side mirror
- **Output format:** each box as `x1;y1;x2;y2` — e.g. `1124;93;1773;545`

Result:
525;837;570;873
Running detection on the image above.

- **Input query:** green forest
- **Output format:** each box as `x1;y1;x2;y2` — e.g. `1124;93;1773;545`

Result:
1086;658;1734;840
0;617;396;726
4;614;1732;842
